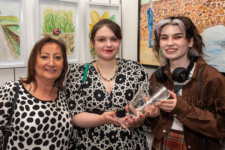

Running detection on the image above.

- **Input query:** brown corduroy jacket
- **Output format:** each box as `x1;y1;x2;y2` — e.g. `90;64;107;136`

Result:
148;57;225;150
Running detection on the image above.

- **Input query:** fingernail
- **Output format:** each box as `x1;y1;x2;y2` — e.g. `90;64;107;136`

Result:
130;116;133;119
139;115;142;118
127;123;130;126
125;118;128;121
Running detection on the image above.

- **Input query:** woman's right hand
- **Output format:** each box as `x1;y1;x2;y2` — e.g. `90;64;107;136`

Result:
144;105;160;118
101;112;121;126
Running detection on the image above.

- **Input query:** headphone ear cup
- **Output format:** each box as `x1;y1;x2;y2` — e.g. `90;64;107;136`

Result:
155;67;167;82
172;68;188;82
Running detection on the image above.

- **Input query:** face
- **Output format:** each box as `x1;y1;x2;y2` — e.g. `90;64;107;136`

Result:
91;26;120;61
35;43;64;83
159;24;193;62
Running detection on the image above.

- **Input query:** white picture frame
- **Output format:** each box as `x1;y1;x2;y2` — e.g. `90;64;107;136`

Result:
35;0;80;64
0;0;27;68
85;2;121;62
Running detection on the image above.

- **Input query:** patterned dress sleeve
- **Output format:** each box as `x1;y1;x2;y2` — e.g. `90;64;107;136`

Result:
66;63;86;116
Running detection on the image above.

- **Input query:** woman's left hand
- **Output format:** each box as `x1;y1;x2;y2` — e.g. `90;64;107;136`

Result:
124;106;145;128
156;90;177;112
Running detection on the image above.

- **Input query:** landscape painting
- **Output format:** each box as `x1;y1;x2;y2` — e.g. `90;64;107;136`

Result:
0;0;20;61
0;0;26;68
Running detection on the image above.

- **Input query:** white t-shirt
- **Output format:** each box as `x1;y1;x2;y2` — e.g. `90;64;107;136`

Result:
171;63;195;131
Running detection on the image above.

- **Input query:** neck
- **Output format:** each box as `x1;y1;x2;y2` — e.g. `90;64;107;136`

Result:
97;58;117;69
169;57;190;69
34;77;55;94
95;58;119;82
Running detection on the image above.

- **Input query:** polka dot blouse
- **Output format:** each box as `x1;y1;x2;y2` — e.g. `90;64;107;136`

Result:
0;81;74;150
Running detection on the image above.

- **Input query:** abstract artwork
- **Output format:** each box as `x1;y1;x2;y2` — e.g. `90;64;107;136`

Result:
0;0;26;68
138;0;225;72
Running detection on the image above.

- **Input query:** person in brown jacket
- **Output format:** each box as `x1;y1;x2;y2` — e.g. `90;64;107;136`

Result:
145;16;225;150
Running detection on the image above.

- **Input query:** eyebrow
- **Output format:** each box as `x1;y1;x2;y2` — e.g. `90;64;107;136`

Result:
160;33;183;36
41;52;62;55
96;35;117;38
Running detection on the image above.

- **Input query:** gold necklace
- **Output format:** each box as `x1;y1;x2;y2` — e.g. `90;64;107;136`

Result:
37;86;59;109
96;59;119;82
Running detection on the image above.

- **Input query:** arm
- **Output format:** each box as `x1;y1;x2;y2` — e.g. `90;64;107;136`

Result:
72;112;120;128
0;81;16;144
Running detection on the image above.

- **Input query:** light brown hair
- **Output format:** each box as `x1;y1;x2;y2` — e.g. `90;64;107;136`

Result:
22;36;68;91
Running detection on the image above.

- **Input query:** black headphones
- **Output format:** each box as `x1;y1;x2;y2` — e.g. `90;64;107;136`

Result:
155;59;195;83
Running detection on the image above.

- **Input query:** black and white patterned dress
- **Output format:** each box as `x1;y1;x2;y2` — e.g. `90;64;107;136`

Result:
0;81;73;150
66;59;149;150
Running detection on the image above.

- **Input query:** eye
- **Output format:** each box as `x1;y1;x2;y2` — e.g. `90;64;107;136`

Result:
160;36;168;40
55;56;62;60
98;38;105;42
174;35;183;39
111;37;118;41
40;55;48;59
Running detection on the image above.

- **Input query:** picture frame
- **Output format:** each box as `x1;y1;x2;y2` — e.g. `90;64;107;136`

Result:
85;2;121;62
35;0;80;64
0;0;27;68
137;0;161;67
138;0;225;73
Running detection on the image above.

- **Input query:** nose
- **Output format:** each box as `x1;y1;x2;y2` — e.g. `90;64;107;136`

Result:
167;37;174;45
48;57;55;67
106;39;112;47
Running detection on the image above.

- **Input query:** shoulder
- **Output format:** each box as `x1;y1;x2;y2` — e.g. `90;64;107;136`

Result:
0;80;19;90
66;63;86;77
0;80;20;99
120;59;145;69
204;65;224;81
69;63;85;72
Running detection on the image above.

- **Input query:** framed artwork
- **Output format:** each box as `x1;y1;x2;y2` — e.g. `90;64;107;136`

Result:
85;2;121;61
138;0;161;67
35;0;80;63
138;0;225;73
0;0;27;68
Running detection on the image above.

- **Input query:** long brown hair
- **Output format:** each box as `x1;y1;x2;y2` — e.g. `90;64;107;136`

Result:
21;36;68;91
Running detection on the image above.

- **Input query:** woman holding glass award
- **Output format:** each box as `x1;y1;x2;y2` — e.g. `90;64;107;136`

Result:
145;16;225;149
66;19;149;150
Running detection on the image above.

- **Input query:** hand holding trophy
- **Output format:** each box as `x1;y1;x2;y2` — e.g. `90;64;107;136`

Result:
115;81;170;131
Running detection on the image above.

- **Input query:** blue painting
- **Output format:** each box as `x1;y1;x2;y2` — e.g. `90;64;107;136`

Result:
201;25;225;73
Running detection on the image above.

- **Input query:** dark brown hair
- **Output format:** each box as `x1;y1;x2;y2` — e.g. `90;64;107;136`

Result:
90;19;122;44
22;36;68;91
154;16;205;59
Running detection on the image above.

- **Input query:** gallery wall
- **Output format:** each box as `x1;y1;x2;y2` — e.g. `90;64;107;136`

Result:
0;0;156;86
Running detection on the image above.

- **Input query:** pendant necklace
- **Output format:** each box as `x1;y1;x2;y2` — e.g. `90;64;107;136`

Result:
96;59;119;82
37;86;59;109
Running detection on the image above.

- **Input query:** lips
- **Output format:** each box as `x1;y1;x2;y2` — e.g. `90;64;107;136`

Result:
45;69;56;72
166;48;176;53
104;50;113;53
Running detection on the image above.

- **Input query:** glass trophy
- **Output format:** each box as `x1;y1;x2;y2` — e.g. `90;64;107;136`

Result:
115;81;170;131
128;81;170;118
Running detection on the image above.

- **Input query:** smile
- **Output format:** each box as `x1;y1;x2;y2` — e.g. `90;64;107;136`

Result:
45;69;56;72
104;50;113;52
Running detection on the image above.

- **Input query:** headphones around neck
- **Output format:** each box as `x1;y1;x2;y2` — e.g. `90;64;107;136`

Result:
155;59;195;83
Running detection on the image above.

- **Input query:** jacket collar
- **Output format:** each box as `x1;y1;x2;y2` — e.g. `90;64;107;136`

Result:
163;57;207;82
